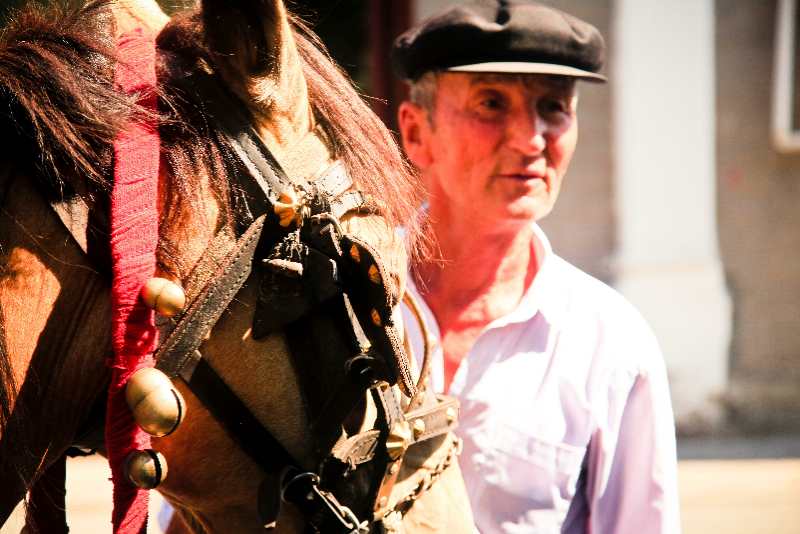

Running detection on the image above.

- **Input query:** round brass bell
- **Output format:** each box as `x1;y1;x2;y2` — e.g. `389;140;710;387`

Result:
125;367;185;437
141;277;185;317
125;449;168;489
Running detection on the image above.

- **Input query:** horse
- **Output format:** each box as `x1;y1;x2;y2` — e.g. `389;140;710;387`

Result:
0;0;474;532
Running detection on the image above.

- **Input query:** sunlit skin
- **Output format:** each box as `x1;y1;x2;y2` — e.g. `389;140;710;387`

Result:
398;72;579;391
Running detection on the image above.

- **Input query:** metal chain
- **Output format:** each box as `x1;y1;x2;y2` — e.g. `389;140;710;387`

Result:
392;434;463;511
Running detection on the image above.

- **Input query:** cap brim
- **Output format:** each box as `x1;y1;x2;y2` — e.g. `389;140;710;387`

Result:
447;62;606;83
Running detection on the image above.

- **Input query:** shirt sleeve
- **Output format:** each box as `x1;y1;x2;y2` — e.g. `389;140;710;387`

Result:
582;351;682;534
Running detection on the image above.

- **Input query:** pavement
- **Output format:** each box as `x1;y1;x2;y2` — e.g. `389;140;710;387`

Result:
678;435;800;534
2;456;167;534
2;436;800;533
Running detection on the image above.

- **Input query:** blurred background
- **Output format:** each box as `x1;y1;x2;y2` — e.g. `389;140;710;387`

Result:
2;0;800;532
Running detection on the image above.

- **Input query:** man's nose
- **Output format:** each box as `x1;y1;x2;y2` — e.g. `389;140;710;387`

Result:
507;111;547;155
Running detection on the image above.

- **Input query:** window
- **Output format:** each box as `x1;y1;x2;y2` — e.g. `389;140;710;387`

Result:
772;0;800;151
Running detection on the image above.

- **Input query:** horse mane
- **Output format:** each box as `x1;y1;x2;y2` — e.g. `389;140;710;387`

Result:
0;0;142;201
292;18;423;242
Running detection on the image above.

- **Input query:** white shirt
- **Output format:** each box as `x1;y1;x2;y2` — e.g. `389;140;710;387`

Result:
402;224;680;534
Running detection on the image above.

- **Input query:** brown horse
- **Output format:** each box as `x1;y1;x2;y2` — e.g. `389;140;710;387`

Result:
0;0;473;532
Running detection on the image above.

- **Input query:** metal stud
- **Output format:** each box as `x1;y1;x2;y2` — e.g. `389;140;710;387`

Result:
389;462;400;475
368;264;381;284
125;449;168;489
386;421;411;461
371;309;382;327
446;406;457;424
412;418;426;439
141;277;185;318
125;367;185;437
349;244;361;263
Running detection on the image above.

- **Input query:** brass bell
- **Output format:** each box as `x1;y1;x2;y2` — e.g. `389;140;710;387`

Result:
141;277;185;317
124;449;168;489
125;367;185;437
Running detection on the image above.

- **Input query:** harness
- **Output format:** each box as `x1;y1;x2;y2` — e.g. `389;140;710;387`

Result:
44;70;461;533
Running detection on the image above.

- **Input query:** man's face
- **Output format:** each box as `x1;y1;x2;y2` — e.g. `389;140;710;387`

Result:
401;72;579;229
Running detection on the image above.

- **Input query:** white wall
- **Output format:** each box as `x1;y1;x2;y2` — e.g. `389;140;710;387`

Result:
613;0;731;424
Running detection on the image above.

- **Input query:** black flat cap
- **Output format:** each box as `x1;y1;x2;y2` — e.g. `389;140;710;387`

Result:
392;0;606;82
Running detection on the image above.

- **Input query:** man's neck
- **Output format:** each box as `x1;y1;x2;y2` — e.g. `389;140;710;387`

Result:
414;207;540;331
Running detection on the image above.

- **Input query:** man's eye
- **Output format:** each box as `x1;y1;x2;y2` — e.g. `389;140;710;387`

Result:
539;99;567;115
477;93;507;112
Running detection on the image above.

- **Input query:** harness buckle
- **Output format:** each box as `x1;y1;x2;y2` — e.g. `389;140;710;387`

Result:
281;469;369;534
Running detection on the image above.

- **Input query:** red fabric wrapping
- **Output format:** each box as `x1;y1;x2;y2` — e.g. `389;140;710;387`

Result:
105;28;160;534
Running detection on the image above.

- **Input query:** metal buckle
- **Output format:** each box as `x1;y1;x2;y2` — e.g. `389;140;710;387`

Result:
281;470;368;534
344;353;380;389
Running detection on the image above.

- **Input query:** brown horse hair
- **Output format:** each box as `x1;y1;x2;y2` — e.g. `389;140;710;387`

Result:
0;310;31;527
153;7;425;281
0;1;134;516
0;0;144;201
0;311;15;460
291;17;424;253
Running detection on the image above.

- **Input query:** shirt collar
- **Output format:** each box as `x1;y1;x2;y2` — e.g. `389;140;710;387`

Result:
486;222;566;330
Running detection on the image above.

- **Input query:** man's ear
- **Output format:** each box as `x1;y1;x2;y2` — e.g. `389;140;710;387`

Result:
397;101;433;169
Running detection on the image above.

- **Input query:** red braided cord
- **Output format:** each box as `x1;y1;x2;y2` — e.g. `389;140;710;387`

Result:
105;28;159;534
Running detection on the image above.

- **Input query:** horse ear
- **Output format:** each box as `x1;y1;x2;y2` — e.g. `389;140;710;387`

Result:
200;0;312;148
112;0;170;38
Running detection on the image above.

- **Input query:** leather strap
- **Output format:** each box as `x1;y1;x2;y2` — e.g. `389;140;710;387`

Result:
184;357;298;473
50;190;111;276
405;395;459;443
340;235;416;397
155;215;264;378
309;353;387;458
182;72;297;209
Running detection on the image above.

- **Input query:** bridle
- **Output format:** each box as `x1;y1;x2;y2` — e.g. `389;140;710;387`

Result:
43;61;462;534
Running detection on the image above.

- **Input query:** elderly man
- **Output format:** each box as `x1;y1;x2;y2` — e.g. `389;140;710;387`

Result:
393;2;681;533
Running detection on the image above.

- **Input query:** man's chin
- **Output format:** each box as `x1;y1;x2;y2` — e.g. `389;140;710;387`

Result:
502;198;553;224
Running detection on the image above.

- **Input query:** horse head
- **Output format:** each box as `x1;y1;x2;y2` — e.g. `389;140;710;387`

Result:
0;1;473;532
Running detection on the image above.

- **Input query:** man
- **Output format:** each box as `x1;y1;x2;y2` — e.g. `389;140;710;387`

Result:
392;2;681;533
